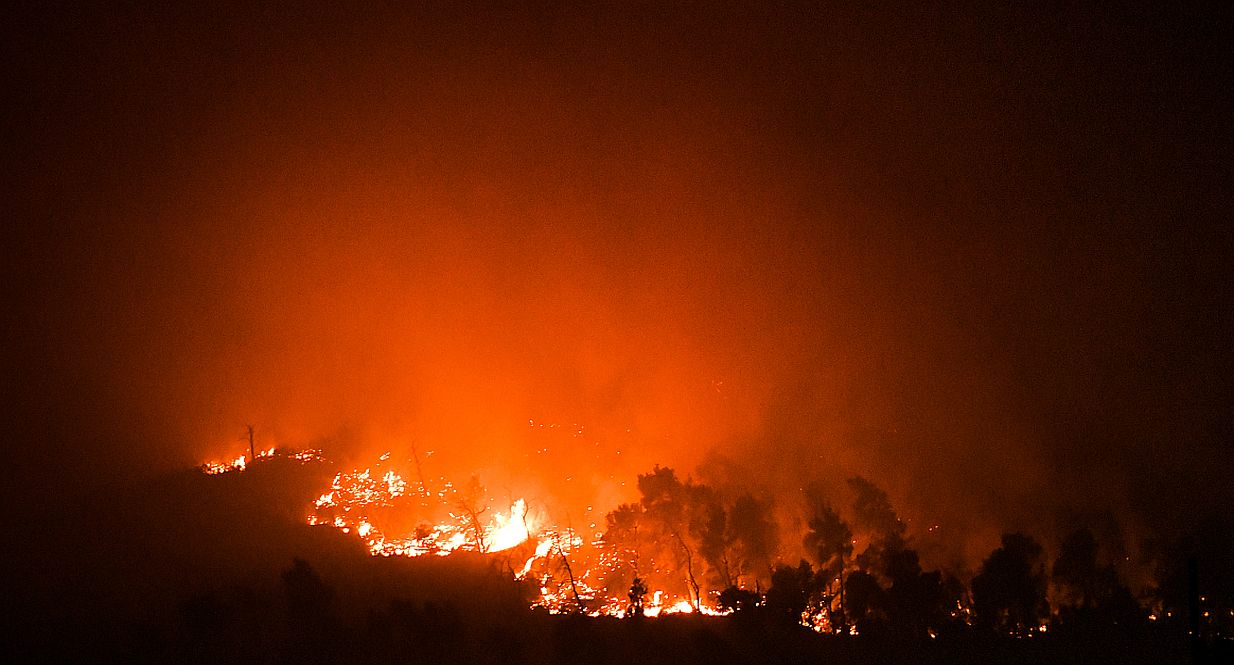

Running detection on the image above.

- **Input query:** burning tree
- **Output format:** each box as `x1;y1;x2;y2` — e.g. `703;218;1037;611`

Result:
765;560;823;627
971;532;1049;635
803;487;853;633
194;445;1191;640
847;476;907;575
600;502;646;601
455;476;490;554
599;466;780;614
1051;528;1142;629
725;493;778;590
636;466;704;610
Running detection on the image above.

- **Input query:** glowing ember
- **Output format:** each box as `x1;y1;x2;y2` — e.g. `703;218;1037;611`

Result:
200;446;721;618
201;446;297;474
303;454;543;558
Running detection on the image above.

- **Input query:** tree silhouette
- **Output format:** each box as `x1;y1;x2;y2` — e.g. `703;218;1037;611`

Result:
847;476;905;542
455;476;490;553
847;476;907;578
1052;527;1142;630
625;466;780;610
627;577;648;618
718;585;761;614
803;491;853;633
1053;528;1106;611
638;466;702;609
844;569;886;634
971;533;1048;635
881;544;946;636
765;560;819;627
727;493;777;589
601;502;646;598
690;484;733;589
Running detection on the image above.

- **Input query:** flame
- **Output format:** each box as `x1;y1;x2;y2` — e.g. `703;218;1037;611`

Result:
487;499;532;553
199;445;723;619
201;446;302;474
518;539;554;579
302;453;543;558
383;470;407;497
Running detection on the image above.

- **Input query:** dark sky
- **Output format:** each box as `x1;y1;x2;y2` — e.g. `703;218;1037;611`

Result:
4;2;1231;561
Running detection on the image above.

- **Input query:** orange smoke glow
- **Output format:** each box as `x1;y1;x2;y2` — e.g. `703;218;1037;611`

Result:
204;447;740;616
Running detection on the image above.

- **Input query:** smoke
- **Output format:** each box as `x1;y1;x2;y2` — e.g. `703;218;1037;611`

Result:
5;2;1232;574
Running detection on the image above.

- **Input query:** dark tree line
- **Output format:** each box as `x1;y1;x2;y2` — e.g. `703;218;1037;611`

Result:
599;466;1227;642
600;466;779;610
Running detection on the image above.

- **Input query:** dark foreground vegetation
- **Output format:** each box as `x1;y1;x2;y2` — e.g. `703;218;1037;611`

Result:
10;566;1226;665
6;456;1230;664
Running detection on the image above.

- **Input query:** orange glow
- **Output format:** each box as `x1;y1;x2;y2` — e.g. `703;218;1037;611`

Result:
305;455;540;557
201;447;281;474
202;446;735;616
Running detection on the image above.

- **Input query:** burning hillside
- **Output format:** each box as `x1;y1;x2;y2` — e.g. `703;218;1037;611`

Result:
8;432;1232;665
196;443;1232;647
201;444;729;619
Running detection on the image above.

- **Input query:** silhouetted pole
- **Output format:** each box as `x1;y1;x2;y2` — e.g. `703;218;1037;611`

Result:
410;441;430;499
246;424;255;461
559;541;584;613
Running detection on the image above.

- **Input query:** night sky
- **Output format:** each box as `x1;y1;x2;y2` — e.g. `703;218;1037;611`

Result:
4;2;1231;565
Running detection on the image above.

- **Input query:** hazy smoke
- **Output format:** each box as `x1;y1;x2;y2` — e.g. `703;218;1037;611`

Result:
6;2;1231;572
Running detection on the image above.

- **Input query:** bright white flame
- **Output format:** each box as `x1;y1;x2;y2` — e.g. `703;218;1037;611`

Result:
383;470;407;497
487;499;533;553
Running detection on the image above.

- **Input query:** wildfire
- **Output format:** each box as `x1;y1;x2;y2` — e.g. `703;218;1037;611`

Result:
311;498;538;558
200;446;284;474
488;499;534;552
303;457;542;558
200;445;722;619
